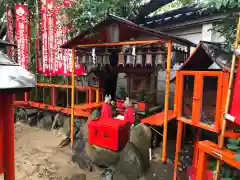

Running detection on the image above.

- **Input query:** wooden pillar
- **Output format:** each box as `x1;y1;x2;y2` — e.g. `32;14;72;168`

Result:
196;150;208;180
89;89;93;103
129;74;134;98
150;73;157;105
96;89;100;103
52;87;56;106
70;48;75;149
162;40;173;163
192;128;201;166
24;92;28;102
1;94;15;180
126;74;131;98
173;121;183;180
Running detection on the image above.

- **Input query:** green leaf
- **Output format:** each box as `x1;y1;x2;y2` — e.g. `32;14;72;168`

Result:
215;0;223;10
223;0;229;7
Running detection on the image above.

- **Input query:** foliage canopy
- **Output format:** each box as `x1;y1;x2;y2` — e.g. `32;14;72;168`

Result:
200;0;240;52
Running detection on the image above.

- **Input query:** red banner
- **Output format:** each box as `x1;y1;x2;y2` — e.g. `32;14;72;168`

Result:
53;3;64;75
39;0;86;76
35;6;41;73
41;0;50;75
7;8;14;58
15;4;29;70
48;0;55;76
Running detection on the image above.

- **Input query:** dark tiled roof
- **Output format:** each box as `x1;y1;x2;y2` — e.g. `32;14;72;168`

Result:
139;4;218;28
61;14;196;48
132;0;173;21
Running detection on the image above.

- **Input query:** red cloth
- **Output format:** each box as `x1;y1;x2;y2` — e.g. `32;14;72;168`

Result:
230;56;240;125
124;106;135;124
187;167;213;180
101;103;112;119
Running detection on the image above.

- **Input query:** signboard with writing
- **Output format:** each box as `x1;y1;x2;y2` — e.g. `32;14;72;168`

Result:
15;4;29;70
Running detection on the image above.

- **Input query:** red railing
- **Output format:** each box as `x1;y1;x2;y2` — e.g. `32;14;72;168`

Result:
14;83;104;117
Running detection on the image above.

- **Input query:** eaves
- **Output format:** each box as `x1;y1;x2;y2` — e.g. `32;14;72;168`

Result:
156;13;230;31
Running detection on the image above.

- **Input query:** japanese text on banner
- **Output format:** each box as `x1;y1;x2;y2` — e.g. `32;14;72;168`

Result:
15;4;29;70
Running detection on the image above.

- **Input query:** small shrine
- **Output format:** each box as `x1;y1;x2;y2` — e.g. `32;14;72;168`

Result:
61;14;195;165
0;40;36;180
61;14;194;107
173;41;233;179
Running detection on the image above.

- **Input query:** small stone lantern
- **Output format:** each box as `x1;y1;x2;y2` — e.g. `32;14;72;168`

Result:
0;40;35;180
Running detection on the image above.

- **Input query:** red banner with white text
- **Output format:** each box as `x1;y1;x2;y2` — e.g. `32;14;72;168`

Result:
15;4;29;70
48;0;56;76
39;0;86;76
41;0;50;75
7;8;14;58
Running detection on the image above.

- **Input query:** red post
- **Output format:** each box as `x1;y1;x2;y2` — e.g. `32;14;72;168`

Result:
196;150;208;180
1;94;15;180
0;99;3;174
24;92;28;102
52;87;56;106
192;128;200;166
89;89;93;103
85;90;89;104
173;121;183;180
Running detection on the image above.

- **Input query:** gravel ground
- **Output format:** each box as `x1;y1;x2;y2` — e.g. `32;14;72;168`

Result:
0;122;177;180
0;122;101;180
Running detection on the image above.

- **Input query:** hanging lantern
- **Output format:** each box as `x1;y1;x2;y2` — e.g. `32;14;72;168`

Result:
87;52;93;68
78;52;87;73
132;46;136;67
87;52;93;72
126;47;134;67
145;49;153;67
96;53;103;67
81;52;87;64
135;49;143;67
92;48;96;66
126;53;134;67
103;50;111;66
155;50;165;69
118;49;125;67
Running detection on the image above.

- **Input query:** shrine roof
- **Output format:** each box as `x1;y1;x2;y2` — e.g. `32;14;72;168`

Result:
0;51;36;91
179;41;232;71
61;14;196;49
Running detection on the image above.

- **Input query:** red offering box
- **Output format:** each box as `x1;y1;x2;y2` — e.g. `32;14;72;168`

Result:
88;118;130;151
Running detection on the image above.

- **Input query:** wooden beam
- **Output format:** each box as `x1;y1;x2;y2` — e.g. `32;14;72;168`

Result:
111;67;155;73
77;39;166;48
